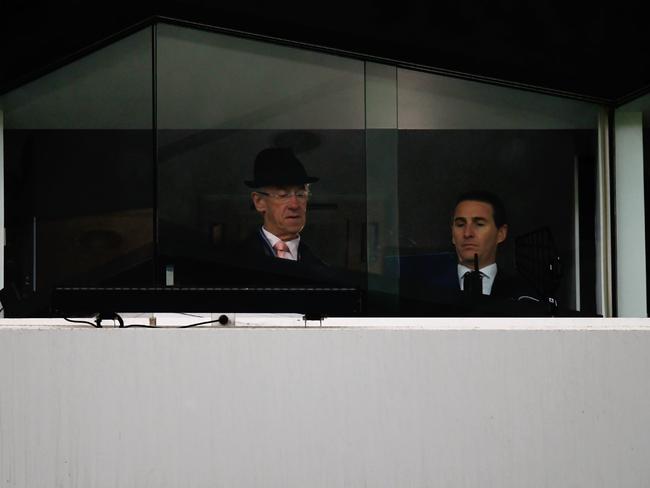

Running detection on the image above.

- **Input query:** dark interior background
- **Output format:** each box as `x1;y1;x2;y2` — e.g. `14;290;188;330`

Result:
397;129;598;310
4;129;155;313
157;129;366;274
0;3;639;316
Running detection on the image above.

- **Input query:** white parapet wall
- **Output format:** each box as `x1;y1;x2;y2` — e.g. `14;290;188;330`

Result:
1;318;650;487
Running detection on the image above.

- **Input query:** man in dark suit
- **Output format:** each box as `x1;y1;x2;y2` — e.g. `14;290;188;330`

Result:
242;147;325;267
450;190;541;303
398;191;543;316
168;147;354;314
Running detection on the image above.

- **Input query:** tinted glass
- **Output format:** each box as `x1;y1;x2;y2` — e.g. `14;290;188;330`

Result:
2;29;154;315
155;25;366;311
393;70;600;316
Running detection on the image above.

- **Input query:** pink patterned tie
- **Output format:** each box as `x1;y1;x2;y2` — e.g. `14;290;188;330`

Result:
273;241;291;259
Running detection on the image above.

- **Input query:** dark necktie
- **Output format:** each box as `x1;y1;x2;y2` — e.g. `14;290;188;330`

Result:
463;270;484;296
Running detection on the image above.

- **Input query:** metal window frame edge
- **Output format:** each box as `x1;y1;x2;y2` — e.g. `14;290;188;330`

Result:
597;108;614;317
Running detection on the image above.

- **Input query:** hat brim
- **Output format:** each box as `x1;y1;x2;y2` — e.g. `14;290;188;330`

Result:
245;176;319;188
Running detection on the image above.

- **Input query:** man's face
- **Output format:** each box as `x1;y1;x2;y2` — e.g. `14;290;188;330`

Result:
252;184;308;241
451;199;507;268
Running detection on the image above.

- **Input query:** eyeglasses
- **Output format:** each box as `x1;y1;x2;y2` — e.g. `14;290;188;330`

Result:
256;190;310;201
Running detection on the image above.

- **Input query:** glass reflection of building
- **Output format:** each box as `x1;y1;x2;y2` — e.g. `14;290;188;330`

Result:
1;18;646;317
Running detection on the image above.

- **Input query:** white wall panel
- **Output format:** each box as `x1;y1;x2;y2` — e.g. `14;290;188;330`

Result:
2;323;650;487
614;111;647;316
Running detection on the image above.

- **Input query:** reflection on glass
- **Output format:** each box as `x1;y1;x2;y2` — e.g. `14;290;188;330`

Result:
156;130;366;291
394;69;600;316
156;25;367;304
0;21;608;317
2;29;154;316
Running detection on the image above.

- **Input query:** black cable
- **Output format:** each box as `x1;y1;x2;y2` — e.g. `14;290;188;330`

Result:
65;314;230;329
64;317;101;328
177;317;228;328
122;317;229;328
95;311;124;328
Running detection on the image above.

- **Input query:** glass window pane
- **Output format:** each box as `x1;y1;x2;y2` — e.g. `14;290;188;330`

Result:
395;69;601;316
156;24;366;311
2;29;154;316
364;63;400;314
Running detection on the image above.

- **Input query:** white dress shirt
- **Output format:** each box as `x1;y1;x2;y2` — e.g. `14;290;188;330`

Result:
457;263;498;295
261;227;300;261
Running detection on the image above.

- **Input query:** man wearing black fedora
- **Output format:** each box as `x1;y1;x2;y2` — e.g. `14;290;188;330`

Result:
241;147;325;267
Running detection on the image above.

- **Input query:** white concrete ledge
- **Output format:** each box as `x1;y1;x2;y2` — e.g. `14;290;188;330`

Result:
2;319;650;487
1;315;650;330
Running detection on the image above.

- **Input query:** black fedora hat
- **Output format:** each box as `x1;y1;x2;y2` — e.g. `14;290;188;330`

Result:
245;147;319;188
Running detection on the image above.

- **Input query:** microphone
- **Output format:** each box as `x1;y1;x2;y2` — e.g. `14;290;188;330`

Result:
464;253;483;297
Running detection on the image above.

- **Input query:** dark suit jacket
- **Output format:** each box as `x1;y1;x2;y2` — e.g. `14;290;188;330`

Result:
239;229;326;267
490;270;539;301
394;252;548;316
228;229;348;288
160;229;329;287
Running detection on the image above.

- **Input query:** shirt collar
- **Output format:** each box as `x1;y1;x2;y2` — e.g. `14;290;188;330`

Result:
261;227;300;259
457;263;498;294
